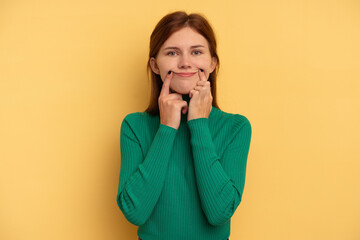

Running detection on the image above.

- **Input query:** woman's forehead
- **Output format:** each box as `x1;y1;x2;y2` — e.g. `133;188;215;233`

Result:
161;27;209;49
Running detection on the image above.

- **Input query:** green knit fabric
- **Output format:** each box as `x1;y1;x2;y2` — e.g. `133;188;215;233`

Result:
116;95;252;240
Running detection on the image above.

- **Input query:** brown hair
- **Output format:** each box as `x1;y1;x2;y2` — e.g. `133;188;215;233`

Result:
145;11;220;115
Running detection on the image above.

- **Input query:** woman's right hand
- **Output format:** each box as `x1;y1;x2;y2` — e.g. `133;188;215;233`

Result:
158;71;188;130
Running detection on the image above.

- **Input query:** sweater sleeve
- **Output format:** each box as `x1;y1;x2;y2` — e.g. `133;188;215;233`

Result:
187;116;252;226
116;116;177;226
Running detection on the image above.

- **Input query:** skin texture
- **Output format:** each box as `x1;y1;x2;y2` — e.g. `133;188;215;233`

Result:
149;27;217;129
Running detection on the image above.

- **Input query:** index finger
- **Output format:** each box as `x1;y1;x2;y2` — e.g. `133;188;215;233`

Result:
160;71;173;97
198;69;207;82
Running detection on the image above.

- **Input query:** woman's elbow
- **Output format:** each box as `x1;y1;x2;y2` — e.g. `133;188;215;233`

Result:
116;194;147;226
207;214;231;226
207;197;242;226
122;210;147;226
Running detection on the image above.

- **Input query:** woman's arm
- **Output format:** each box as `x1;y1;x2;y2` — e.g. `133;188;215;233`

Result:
187;115;252;226
116;115;177;226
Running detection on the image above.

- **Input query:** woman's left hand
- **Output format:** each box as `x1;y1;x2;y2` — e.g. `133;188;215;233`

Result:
187;69;213;121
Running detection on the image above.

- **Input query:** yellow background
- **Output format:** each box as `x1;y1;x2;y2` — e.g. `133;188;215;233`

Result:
1;0;359;239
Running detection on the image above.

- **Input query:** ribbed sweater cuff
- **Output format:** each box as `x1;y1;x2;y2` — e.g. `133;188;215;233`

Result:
187;118;229;179
187;118;219;162
141;124;177;171
159;123;178;135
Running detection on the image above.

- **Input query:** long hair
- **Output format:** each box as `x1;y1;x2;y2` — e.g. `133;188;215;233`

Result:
145;11;220;115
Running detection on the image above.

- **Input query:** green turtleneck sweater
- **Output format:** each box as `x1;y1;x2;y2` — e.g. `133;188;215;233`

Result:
116;94;252;240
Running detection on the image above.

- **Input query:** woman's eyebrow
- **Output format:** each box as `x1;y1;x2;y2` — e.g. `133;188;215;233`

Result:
190;45;205;49
163;46;179;50
163;45;205;50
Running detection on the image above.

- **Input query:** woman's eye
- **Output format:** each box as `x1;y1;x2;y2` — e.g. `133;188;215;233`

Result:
193;50;202;55
167;51;177;56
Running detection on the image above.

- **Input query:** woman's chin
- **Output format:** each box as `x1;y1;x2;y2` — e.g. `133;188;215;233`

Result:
170;84;195;95
170;88;191;95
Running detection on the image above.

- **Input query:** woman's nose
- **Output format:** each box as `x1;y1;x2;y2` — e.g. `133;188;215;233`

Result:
178;53;191;69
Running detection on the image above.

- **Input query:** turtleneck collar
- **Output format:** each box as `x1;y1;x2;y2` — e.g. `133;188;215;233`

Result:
182;94;191;105
181;94;191;122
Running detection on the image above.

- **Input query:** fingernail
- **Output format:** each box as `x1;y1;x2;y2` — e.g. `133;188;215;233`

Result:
200;69;204;72
168;71;172;74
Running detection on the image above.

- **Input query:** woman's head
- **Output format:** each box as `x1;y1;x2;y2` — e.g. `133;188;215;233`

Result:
145;11;220;115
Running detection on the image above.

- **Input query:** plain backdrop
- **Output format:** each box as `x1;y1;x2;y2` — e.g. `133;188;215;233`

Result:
1;0;359;239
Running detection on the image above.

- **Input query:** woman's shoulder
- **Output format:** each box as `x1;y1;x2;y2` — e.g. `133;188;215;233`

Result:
211;107;251;129
121;111;159;128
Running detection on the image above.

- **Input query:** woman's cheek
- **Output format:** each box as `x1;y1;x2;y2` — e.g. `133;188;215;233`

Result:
196;67;210;79
160;71;168;82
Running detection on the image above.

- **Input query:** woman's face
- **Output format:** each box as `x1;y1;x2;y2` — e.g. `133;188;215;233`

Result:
150;27;217;95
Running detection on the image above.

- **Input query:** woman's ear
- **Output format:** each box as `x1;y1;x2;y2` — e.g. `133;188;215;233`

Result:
149;57;160;74
210;57;217;73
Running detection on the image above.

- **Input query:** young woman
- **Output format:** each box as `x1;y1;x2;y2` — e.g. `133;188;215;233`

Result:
116;11;252;240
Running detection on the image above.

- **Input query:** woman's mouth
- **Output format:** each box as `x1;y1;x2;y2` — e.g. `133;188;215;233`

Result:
174;72;197;78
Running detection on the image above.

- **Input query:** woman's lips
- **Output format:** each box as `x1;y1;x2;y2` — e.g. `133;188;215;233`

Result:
174;72;197;77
